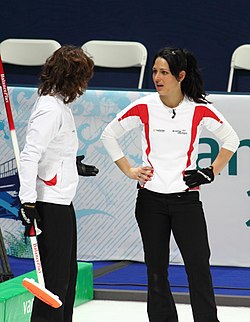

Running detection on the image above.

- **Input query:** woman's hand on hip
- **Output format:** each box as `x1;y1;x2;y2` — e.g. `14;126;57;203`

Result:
127;166;154;183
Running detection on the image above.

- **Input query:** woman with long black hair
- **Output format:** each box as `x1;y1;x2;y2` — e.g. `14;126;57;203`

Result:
101;47;239;322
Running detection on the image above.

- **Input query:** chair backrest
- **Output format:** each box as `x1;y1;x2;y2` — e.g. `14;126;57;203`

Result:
0;38;61;66
227;44;250;92
82;40;148;89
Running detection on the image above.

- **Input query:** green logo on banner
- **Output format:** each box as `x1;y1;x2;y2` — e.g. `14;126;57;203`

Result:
246;191;250;227
198;138;250;175
198;138;250;228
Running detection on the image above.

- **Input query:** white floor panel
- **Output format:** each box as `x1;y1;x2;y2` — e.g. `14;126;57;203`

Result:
73;300;250;322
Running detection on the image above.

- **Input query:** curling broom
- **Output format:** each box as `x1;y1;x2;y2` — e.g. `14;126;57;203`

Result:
0;55;62;308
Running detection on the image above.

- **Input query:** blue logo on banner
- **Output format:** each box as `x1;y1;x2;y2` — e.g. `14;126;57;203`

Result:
0;160;20;219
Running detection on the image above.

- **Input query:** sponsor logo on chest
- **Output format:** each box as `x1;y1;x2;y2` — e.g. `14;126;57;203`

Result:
152;128;188;135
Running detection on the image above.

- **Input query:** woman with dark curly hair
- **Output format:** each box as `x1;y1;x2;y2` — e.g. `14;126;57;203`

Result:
18;45;94;322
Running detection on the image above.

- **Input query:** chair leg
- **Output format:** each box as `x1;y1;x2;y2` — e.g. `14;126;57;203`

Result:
227;67;234;92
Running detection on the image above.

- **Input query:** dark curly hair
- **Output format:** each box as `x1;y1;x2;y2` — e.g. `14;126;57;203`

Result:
38;45;94;104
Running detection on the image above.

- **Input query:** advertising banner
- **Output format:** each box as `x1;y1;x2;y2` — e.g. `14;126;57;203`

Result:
0;88;249;267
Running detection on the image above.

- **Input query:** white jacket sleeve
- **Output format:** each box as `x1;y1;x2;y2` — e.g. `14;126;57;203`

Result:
101;119;127;161
212;121;240;153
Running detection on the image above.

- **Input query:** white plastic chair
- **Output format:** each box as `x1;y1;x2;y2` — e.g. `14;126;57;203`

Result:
82;40;148;89
227;44;250;92
0;38;61;66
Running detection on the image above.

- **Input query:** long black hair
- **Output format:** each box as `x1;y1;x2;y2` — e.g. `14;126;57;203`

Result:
153;47;210;103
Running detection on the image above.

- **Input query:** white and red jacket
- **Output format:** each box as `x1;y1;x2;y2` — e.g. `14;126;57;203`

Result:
19;95;79;205
101;93;239;194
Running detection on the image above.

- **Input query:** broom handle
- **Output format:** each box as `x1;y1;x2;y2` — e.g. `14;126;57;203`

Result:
0;55;45;287
30;230;45;287
0;56;20;171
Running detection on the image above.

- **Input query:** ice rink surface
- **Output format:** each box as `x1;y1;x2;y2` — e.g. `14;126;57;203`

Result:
73;300;250;322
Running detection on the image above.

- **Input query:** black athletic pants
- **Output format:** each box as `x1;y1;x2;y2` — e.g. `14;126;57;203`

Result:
31;202;77;322
135;189;220;322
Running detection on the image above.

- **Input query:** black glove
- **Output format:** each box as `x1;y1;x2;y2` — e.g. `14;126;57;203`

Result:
76;155;99;176
19;203;41;236
183;166;214;188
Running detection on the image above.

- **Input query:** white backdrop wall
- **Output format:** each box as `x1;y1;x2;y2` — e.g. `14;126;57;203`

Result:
0;88;249;267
